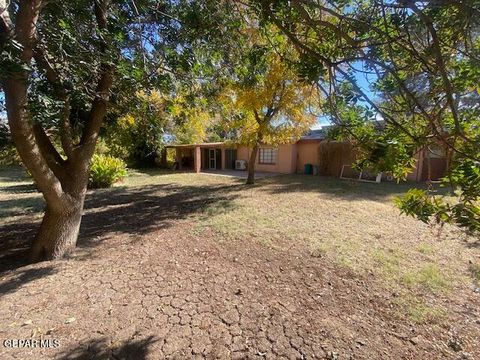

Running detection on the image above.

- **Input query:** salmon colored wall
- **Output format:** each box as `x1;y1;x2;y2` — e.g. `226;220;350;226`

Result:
406;150;422;182
291;144;298;174
296;141;320;173
237;146;249;162
236;144;297;173
172;139;448;182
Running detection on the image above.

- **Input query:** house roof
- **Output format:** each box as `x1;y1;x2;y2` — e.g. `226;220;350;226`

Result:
298;128;328;141
165;142;226;148
167;128;330;148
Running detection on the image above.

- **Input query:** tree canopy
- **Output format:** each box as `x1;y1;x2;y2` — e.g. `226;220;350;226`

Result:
0;0;246;259
217;18;319;183
250;0;480;234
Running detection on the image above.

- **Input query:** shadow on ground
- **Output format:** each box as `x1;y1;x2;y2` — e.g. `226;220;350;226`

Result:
0;266;56;298
0;168;462;276
0;182;241;273
80;183;240;243
261;174;447;201
57;336;158;360
0;183;38;194
0;197;44;218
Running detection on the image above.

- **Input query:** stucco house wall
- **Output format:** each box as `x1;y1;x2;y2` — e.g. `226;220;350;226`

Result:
236;146;249;164
236;144;297;174
406;151;422;182
296;141;320;173
167;128;450;182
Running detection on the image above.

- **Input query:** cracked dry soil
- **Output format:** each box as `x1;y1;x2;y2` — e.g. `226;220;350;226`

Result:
1;223;479;360
0;174;479;359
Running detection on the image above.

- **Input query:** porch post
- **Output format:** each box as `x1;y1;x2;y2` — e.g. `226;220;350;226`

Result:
160;148;167;168
417;148;425;182
194;146;201;173
221;148;226;170
175;148;182;170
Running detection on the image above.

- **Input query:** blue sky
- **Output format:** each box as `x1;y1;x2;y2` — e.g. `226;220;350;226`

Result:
312;62;379;129
0;92;5;122
0;63;378;129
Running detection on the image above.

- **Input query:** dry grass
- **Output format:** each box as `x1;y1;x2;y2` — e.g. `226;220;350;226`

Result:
1;166;478;324
187;174;478;323
0;166;43;220
469;262;480;283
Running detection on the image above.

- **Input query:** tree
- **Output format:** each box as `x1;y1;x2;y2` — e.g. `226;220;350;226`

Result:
0;0;117;261
105;87;223;164
105;89;170;166
222;51;318;184
252;0;480;234
0;0;244;260
168;89;217;145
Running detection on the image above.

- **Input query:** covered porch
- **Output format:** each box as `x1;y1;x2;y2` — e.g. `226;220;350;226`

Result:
165;143;239;173
201;169;281;179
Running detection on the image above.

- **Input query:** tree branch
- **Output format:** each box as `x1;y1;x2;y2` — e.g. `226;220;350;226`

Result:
0;0;13;51
1;0;67;206
78;0;114;159
33;46;75;158
291;0;358;48
407;1;461;135
32;123;66;179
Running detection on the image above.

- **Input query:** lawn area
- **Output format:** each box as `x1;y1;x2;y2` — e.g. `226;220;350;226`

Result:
0;165;479;359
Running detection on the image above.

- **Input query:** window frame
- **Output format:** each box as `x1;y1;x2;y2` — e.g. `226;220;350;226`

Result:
258;147;277;165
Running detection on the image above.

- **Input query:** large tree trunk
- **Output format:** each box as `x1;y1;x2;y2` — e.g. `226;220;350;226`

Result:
1;0;113;262
30;198;85;261
246;144;259;185
30;167;89;261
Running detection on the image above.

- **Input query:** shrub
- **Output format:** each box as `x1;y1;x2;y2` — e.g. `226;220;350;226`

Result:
89;154;127;189
0;146;21;165
0;123;21;165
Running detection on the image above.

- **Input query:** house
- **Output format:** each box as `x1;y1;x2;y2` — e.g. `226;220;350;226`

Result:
165;128;449;182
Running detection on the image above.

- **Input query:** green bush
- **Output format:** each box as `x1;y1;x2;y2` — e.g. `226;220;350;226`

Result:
89;154;127;189
396;160;480;235
0;123;21;165
0;146;21;165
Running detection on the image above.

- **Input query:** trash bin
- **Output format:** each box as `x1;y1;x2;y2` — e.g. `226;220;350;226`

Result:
304;163;313;175
312;165;319;176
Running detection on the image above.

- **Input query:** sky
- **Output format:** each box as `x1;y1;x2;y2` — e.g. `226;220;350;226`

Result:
0;92;5;122
0;63;379;130
312;61;379;130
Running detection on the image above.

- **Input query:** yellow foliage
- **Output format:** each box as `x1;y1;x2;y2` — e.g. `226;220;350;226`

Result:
170;95;213;144
137;89;166;109
222;53;319;147
117;90;167;130
117;114;135;129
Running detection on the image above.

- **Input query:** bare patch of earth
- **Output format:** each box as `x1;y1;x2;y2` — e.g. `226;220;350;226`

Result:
0;223;478;359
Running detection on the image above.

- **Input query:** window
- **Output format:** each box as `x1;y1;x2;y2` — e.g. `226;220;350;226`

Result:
259;148;276;164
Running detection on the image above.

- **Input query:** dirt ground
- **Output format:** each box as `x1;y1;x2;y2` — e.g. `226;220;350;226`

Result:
0;167;479;359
